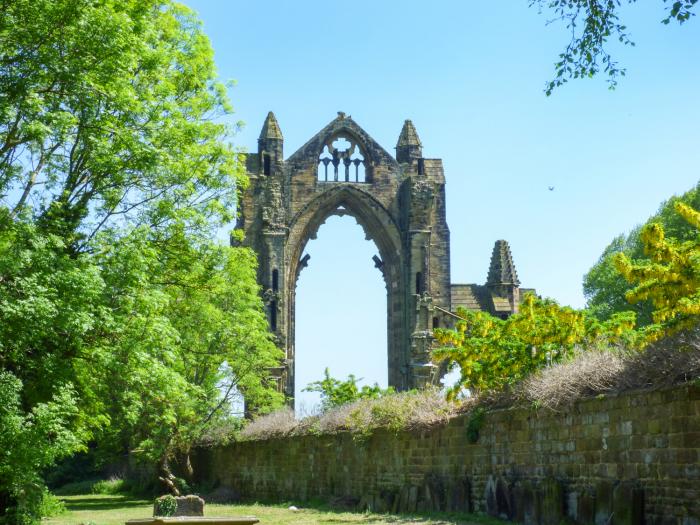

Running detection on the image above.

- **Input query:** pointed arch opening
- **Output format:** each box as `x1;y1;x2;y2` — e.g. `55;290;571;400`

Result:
294;214;387;412
286;186;407;403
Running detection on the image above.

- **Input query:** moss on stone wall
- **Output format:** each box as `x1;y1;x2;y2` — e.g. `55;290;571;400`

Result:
194;384;700;524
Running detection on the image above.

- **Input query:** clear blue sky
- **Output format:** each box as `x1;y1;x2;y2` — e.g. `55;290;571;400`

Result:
184;0;700;410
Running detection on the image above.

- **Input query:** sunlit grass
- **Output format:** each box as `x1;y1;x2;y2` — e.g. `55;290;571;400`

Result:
43;494;505;525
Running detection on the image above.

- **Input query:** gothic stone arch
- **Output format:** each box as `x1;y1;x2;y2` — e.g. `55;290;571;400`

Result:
236;111;452;400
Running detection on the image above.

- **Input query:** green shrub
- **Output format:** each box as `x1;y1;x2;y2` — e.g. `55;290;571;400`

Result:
154;495;177;517
303;368;395;412
0;372;81;524
53;480;99;496
37;490;66;518
173;478;191;496
54;477;131;497
92;478;129;495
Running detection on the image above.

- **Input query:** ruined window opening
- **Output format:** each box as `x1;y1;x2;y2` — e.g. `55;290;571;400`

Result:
270;300;277;331
317;145;332;181
272;269;279;292
418;158;425;176
317;135;366;183
415;271;423;294
350;148;365;182
432;316;439;329
263;153;271;176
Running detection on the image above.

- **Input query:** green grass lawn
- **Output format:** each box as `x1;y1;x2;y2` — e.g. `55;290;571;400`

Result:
43;494;505;525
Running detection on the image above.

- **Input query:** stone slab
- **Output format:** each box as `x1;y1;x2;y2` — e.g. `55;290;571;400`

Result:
128;518;259;525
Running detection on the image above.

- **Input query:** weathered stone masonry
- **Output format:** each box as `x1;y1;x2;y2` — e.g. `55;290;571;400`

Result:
194;384;700;524
236;112;534;399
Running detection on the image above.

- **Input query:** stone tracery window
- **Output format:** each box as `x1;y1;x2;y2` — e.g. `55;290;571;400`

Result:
317;135;367;183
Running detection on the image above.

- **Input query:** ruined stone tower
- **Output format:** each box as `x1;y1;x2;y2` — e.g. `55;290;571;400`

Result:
236;112;450;398
236;112;534;400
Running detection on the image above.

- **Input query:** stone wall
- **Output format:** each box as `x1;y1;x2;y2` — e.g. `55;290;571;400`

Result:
194;385;700;524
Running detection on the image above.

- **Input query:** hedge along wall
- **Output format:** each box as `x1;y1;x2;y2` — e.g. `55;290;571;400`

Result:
193;384;700;525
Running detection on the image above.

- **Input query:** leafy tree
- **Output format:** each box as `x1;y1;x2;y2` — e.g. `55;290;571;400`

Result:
615;202;700;339
304;368;395;412
0;0;283;519
91;228;282;480
433;294;637;397
532;0;697;94
0;372;81;525
584;182;700;324
1;0;238;246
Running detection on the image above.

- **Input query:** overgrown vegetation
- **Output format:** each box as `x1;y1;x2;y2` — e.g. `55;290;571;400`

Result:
504;327;700;409
435;194;700;399
220;325;700;445
303;368;396;412
233;389;463;442
584;182;700;325
433;294;638;397
0;1;283;522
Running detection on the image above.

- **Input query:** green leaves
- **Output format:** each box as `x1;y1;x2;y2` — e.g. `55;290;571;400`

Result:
304;368;395;412
532;0;695;95
584;182;700;325
0;372;81;525
1;0;242;248
663;0;698;24
0;2;282;520
614;202;700;339
433;294;639;397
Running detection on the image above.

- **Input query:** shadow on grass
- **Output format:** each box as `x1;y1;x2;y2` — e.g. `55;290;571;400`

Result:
63;495;150;512
296;510;434;523
243;500;502;525
308;512;498;525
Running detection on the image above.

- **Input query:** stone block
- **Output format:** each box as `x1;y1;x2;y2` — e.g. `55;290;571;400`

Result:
484;475;513;519
407;485;418;513
538;478;564;525
447;476;471;512
154;495;205;517
571;488;597;525
511;480;537;525
595;480;615;525
612;481;644;525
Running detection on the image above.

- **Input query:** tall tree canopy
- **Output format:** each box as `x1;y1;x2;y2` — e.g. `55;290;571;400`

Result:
0;1;282;522
1;0;238;242
615;202;700;340
584;182;700;324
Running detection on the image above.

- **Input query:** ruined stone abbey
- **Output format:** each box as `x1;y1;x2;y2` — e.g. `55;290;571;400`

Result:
236;112;534;399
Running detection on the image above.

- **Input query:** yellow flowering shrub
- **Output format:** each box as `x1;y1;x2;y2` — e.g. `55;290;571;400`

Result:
433;294;637;398
614;202;700;340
